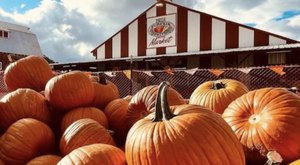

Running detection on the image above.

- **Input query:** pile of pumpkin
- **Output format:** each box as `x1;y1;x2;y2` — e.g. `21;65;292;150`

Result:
0;55;300;165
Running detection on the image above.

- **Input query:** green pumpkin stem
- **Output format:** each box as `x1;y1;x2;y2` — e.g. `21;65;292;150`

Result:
153;81;175;122
212;82;226;90
98;73;107;85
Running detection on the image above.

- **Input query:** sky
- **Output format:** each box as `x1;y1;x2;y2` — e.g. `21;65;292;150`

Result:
0;0;300;63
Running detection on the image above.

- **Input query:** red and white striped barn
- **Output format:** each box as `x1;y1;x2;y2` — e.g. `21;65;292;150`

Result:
53;0;300;71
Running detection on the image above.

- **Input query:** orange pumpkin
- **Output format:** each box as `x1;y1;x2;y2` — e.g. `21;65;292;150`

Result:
91;74;120;109
125;82;245;165
189;79;249;114
26;155;62;165
0;118;55;165
104;98;130;146
290;159;300;165
60;106;108;134
0;88;50;130
60;118;115;155
4;55;55;92
45;71;95;110
127;84;186;127
222;87;300;164
58;143;126;165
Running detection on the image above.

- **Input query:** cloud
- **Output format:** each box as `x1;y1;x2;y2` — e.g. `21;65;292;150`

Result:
0;0;299;63
20;4;26;9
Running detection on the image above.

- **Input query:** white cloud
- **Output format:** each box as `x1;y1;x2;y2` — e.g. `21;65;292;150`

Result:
0;0;299;63
20;4;26;9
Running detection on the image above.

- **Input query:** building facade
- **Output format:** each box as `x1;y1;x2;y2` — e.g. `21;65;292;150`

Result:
0;20;43;70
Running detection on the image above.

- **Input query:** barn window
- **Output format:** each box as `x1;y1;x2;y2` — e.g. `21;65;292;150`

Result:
0;30;9;38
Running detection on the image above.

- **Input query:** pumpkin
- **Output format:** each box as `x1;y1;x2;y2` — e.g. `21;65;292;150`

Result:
125;81;245;165
104;98;130;146
0;118;55;165
60;106;108;134
0;88;50;130
45;71;95;110
60;118;115;155
189;79;249;114
222;87;300;164
4;55;55;92
290;159;300;165
58;143;126;165
91;74;120;109
26;155;62;165
127;84;186;127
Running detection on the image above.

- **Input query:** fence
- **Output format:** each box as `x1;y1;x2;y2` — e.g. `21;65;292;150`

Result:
0;65;299;99
100;65;300;99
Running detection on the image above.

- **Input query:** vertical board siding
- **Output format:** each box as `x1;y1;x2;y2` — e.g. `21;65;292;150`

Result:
269;35;287;45
121;27;129;58
177;6;188;53
166;3;178;54
254;30;268;46
226;22;238;49
112;33;121;58
187;11;200;52
146;6;157;56
97;45;105;59
138;13;147;56
129;20;138;57
239;27;254;48
105;39;112;59
212;18;225;50
156;5;166;55
200;14;212;50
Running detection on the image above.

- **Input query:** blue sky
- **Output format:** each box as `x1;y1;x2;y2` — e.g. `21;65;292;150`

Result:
0;0;300;63
0;0;41;13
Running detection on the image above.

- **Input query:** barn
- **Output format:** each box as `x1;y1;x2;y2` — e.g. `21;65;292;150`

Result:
0;20;43;70
52;0;300;71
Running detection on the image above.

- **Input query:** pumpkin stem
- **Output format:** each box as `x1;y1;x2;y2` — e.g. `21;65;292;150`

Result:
152;81;175;122
212;81;226;90
98;73;107;85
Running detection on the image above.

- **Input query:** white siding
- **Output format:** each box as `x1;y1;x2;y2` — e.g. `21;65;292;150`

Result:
212;18;225;50
97;44;105;59
187;11;200;52
146;7;157;56
166;4;177;54
239;27;254;48
112;33;121;58
269;35;287;45
128;20;138;57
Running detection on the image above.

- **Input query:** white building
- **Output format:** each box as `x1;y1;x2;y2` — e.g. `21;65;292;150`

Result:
0;20;43;69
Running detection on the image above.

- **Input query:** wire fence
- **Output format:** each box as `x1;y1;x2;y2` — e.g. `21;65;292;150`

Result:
0;65;299;99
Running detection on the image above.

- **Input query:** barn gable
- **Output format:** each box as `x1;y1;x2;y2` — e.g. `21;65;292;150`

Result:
91;1;299;60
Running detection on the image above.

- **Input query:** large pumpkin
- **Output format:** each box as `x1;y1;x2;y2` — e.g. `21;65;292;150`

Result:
26;155;62;165
125;82;245;165
290;159;300;165
45;71;95;110
104;98;130;146
60;106;108;134
91;74;120;109
0;88;50;130
127;84;186;127
58;143;126;165
60;118;115;155
0;118;55;165
189;79;249;114
4;55;55;92
222;87;300;164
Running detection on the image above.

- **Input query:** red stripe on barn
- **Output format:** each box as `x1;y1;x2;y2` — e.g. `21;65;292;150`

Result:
138;13;147;56
200;14;212;50
105;38;112;59
177;6;188;53
254;30;268;46
121;27;129;58
226;22;239;49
